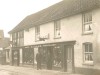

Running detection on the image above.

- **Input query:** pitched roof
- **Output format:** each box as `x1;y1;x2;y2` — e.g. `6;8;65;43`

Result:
9;0;100;33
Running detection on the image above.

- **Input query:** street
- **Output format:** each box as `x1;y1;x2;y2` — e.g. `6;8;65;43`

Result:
0;65;84;75
0;70;11;75
0;70;20;75
0;70;28;75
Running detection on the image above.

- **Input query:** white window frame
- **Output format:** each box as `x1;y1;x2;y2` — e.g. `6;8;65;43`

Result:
83;42;93;65
54;20;61;38
35;26;40;41
12;33;17;47
82;12;93;34
17;31;24;46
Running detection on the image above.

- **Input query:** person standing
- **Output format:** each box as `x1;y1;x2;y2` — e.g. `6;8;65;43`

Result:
36;50;42;70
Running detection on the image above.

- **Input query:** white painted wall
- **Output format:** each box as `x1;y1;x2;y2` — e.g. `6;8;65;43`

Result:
23;8;100;68
19;48;23;64
93;8;100;66
24;27;35;46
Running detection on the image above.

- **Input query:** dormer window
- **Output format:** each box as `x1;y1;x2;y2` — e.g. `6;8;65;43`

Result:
82;12;93;34
54;20;61;38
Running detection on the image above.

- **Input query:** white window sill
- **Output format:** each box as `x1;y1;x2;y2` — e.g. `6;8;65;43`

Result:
83;61;94;66
35;40;40;42
54;36;61;39
82;31;93;35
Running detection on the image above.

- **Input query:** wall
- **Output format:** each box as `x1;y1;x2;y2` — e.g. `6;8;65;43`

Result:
93;8;100;66
23;8;100;68
24;27;35;46
61;13;95;68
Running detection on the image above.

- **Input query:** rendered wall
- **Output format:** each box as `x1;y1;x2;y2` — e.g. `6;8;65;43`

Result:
23;8;100;68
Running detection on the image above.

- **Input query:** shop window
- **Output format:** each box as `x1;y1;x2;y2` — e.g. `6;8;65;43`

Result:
38;46;62;68
82;12;93;34
83;42;93;64
23;48;34;64
53;46;62;67
39;47;47;65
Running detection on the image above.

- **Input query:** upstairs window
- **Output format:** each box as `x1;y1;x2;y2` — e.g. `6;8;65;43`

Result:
54;20;61;38
83;12;93;34
18;31;24;46
12;33;16;40
19;31;24;38
35;26;40;41
83;42;93;64
12;33;17;47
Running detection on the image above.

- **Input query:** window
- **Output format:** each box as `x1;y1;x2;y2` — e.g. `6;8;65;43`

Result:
23;48;34;64
19;31;24;46
83;12;93;34
53;46;62;67
83;42;93;64
12;31;24;47
35;26;40;41
54;20;61;38
39;47;47;65
12;33;16;40
12;33;17;47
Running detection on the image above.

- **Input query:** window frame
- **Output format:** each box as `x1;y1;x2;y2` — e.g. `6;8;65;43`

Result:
54;20;61;39
83;42;93;65
35;26;40;41
19;31;24;46
82;12;93;35
53;45;62;67
12;33;17;47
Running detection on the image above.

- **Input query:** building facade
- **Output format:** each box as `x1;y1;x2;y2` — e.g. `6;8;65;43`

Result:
9;0;100;74
0;30;10;64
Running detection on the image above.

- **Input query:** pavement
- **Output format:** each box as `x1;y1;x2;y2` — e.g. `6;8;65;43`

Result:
0;65;84;75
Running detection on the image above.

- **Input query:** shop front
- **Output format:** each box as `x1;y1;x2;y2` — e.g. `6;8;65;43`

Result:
22;47;34;65
11;41;75;73
11;46;34;66
12;48;20;66
34;41;76;72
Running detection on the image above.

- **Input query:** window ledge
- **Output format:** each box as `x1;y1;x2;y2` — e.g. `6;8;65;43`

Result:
54;36;61;39
82;31;93;35
82;62;94;66
35;40;40;42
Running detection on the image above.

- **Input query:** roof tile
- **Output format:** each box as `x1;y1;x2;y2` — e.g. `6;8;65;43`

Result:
9;0;100;33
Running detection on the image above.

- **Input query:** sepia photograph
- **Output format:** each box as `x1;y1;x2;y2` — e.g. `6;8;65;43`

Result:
0;0;100;75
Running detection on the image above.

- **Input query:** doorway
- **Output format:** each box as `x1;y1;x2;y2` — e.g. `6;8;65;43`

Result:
46;46;53;70
64;45;74;73
12;50;19;66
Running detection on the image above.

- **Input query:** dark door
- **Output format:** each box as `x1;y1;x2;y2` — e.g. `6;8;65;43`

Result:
64;45;74;73
12;50;19;66
46;46;53;70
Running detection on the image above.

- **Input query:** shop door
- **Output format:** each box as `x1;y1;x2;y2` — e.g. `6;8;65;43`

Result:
12;50;19;66
46;46;53;70
64;45;74;73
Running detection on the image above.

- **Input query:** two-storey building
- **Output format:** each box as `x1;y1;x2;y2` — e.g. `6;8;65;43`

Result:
9;0;100;74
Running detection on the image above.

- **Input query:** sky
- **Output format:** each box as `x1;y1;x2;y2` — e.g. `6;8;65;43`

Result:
0;0;62;37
